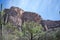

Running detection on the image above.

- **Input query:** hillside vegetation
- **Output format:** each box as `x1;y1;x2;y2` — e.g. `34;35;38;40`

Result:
0;7;60;40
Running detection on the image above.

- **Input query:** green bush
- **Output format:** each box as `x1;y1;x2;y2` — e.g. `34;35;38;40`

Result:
55;29;60;40
38;28;60;40
22;21;43;40
2;19;60;40
2;22;22;40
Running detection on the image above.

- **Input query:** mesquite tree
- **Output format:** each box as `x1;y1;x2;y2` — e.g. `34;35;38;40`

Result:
22;21;43;40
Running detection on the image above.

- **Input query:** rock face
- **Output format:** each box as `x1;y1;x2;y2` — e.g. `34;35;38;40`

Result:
22;12;42;23
41;20;60;30
4;7;24;27
3;6;60;31
3;7;42;30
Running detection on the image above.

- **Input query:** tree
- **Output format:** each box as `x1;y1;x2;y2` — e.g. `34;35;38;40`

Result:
22;21;43;40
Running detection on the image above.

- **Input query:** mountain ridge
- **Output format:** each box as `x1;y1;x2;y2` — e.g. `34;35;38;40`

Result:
3;6;60;31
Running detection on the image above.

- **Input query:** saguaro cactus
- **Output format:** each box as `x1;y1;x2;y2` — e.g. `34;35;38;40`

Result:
0;3;2;27
0;3;3;40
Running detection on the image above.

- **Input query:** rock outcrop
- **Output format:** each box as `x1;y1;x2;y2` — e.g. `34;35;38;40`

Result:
22;12;42;23
3;6;60;31
3;7;42;31
41;20;60;30
4;7;24;27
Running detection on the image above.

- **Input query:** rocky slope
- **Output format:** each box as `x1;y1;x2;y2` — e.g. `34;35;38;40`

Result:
41;20;60;30
3;6;60;30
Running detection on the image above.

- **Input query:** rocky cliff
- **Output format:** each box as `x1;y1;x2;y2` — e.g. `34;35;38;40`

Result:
3;7;60;30
4;7;24;27
41;20;60;30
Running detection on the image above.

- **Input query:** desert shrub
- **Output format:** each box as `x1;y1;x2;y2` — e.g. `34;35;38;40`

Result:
2;22;23;40
55;28;60;40
1;16;60;40
2;21;43;40
38;28;60;40
22;21;43;40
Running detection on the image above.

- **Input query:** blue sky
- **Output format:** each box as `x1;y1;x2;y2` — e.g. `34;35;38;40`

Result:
0;0;60;20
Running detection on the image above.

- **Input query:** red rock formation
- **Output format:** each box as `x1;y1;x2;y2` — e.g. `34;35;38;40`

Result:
22;12;42;23
3;7;24;27
3;7;42;27
41;20;60;30
3;7;60;31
